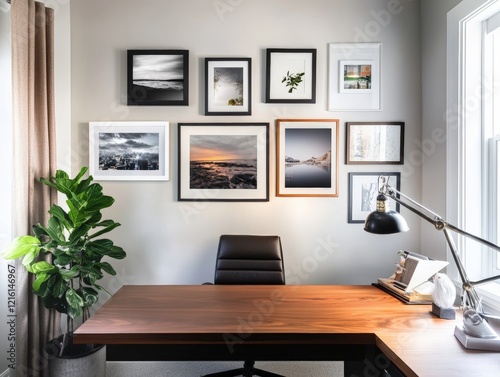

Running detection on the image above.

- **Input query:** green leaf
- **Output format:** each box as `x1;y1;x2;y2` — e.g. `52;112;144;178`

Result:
59;266;80;281
54;253;73;266
33;273;50;292
107;245;126;260
48;205;72;229
22;248;42;272
89;220;121;239
31;261;56;274
66;288;84;309
51;277;67;297
81;287;99;306
97;262;116;276
87;239;114;255
1;236;40;260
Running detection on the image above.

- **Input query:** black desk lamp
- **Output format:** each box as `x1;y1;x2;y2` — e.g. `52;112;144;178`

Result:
364;176;500;351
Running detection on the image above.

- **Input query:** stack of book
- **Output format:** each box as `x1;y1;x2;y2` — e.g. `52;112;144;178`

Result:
376;278;434;304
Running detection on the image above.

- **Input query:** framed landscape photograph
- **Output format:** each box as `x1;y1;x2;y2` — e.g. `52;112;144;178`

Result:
346;122;404;165
276;119;339;197
265;48;316;103
348;172;401;223
89;121;169;181
328;43;381;111
127;49;189;106
205;58;251;115
178;123;269;201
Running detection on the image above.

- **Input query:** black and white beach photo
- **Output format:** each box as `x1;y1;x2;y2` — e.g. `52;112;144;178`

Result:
127;50;189;106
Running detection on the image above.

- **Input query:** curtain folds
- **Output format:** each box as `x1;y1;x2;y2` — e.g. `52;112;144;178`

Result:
11;0;59;375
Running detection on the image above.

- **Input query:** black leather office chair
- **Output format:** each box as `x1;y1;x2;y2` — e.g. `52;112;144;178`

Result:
202;234;285;377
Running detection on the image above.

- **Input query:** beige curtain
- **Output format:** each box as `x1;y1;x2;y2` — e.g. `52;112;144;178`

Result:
11;0;59;376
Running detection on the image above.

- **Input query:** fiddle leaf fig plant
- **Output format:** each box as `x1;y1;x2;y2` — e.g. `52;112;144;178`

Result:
1;167;126;355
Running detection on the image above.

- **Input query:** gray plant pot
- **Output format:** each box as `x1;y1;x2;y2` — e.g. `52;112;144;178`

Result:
45;334;106;377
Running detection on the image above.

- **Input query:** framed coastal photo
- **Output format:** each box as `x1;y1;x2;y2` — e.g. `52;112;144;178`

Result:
328;43;381;111
89;121;169;181
276;119;339;197
346;122;404;164
127;49;189;106
205;58;251;115
265;48;316;103
178;123;269;201
348;172;401;223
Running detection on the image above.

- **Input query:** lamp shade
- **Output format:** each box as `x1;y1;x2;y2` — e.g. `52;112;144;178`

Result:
364;194;409;234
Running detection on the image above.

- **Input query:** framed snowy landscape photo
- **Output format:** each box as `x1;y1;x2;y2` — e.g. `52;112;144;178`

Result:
346;121;404;164
89;121;169;181
276;119;339;197
205;57;251;115
178;123;269;201
127;49;189;106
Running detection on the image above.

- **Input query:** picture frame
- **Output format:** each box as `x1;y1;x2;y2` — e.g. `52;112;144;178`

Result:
178;123;269;201
348;172;401;223
89;121;170;181
127;49;189;106
205;58;251;115
346;122;404;165
328;43;381;111
265;48;316;103
276;119;339;197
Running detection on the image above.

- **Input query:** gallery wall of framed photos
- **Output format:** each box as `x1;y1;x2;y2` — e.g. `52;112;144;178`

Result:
71;0;423;290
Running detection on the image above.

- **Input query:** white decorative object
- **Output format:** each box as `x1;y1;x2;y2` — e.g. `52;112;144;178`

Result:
432;273;456;309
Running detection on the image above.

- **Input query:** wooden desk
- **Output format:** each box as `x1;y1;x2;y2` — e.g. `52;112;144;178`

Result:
74;285;500;377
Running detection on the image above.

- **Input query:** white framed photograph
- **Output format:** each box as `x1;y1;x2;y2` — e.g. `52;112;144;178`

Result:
328;43;381;111
89;121;169;181
178;123;269;201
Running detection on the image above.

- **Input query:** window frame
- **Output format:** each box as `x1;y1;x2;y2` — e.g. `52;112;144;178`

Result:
447;0;500;313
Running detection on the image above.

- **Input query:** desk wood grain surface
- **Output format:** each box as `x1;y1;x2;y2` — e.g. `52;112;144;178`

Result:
74;285;500;376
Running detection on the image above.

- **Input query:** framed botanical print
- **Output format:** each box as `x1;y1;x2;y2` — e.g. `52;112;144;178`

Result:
265;49;316;103
276;119;339;197
127;49;189;106
205;58;251;115
178;123;269;201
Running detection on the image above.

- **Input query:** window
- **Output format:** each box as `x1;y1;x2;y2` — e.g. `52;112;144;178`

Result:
447;0;500;312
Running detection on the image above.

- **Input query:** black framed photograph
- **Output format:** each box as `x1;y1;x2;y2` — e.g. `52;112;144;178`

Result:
89;121;170;181
127;49;189;106
265;48;316;103
276;119;339;197
178;123;269;201
205;58;251;115
348;172;401;223
346;122;404;165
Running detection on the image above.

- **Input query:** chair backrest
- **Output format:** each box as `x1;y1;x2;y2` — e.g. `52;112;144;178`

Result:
214;235;285;285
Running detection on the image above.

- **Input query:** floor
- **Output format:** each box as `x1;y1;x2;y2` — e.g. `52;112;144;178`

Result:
106;361;343;376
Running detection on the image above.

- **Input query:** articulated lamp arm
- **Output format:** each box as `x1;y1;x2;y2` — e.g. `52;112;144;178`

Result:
365;178;500;350
375;182;500;313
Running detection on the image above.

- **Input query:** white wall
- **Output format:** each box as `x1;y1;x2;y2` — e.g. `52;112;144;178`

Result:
421;0;462;261
68;0;423;296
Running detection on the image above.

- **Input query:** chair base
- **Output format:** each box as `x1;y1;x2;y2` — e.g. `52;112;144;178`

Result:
202;360;285;377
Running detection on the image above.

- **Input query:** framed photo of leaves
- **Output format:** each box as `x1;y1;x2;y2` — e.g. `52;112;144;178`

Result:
265;48;316;103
